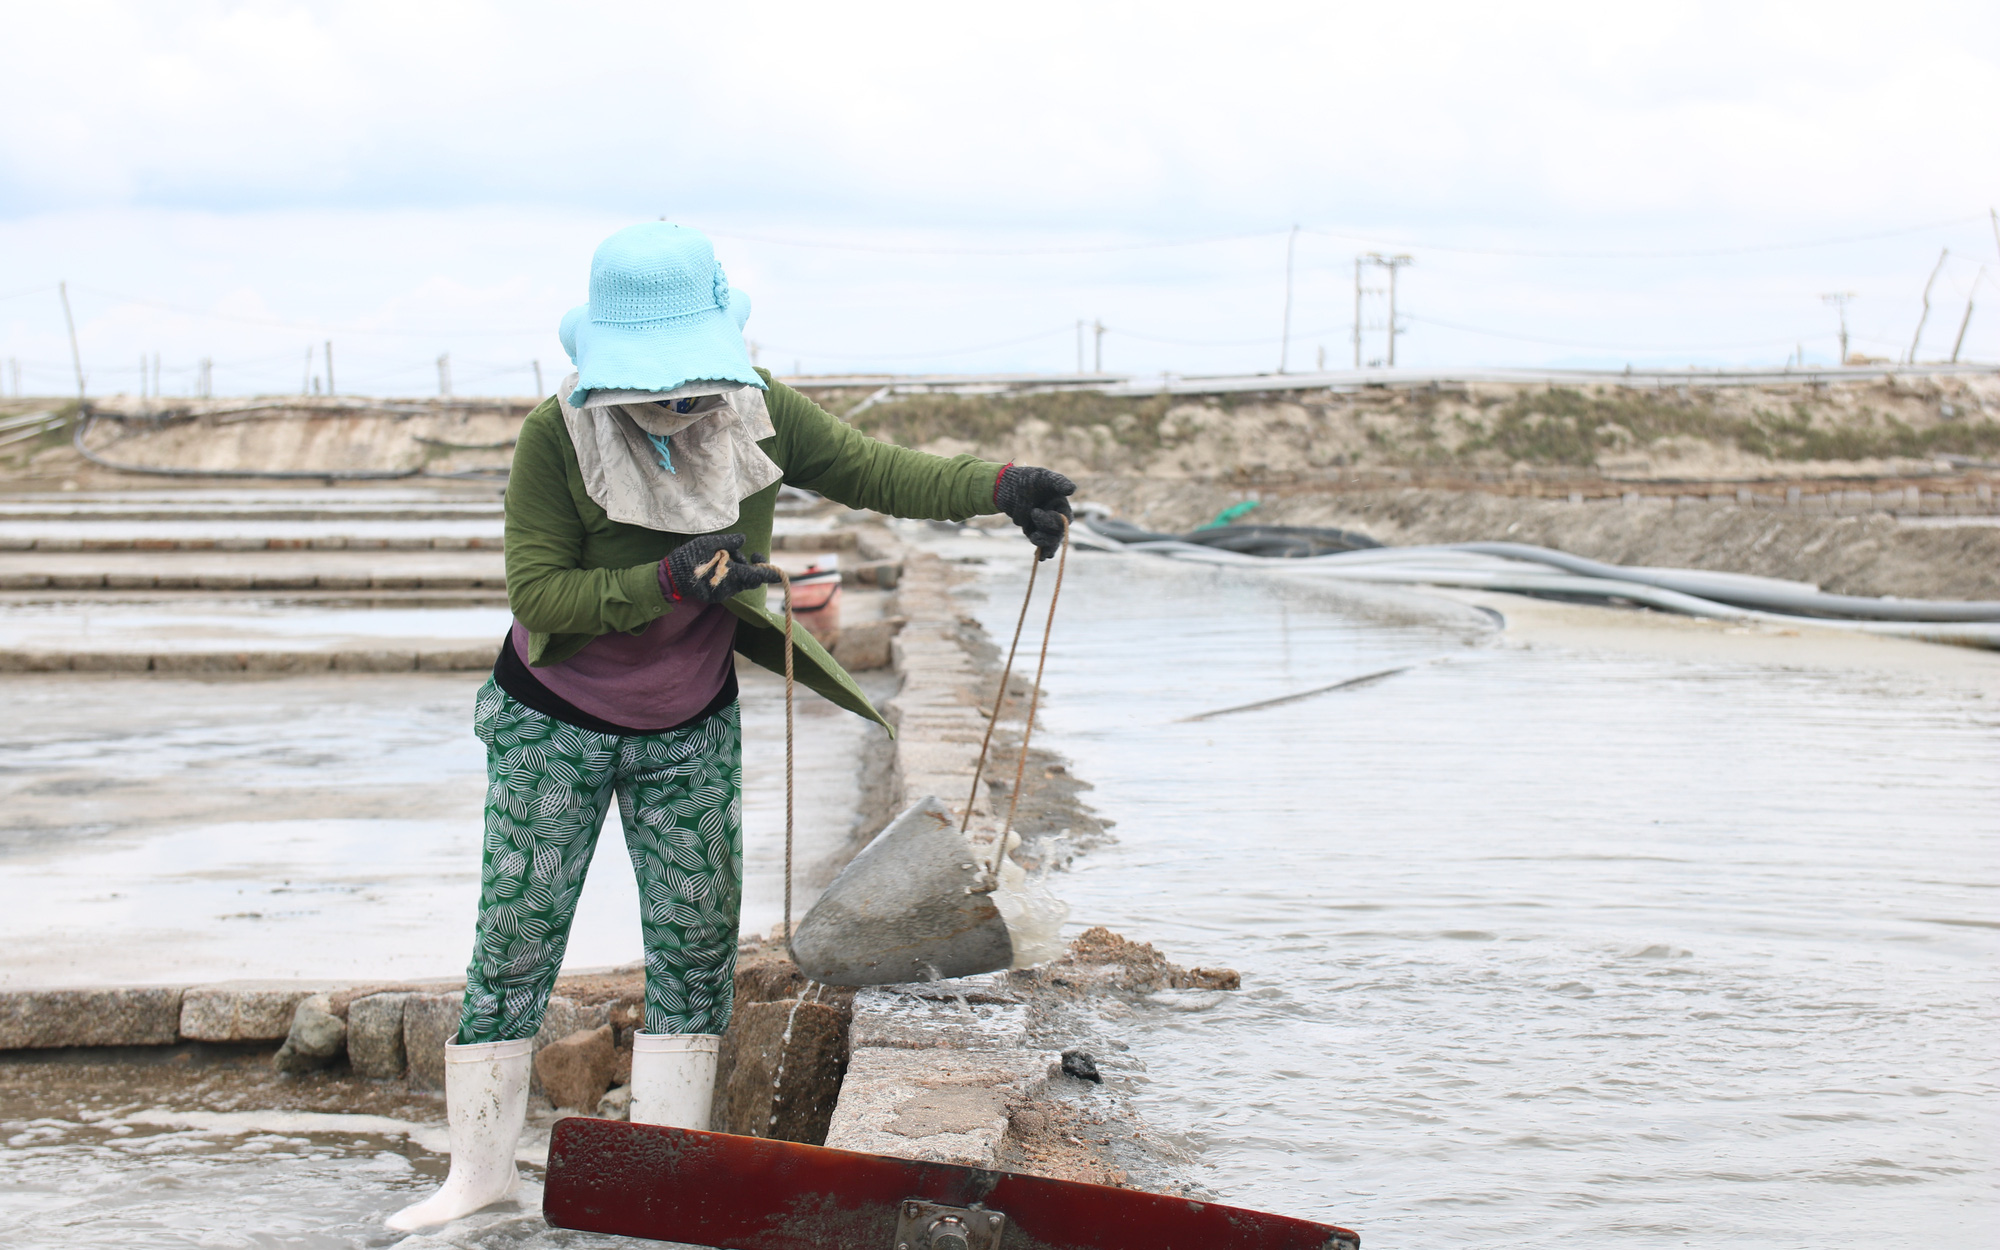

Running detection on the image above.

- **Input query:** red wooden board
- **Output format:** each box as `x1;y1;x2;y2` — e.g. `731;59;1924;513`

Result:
543;1118;1359;1250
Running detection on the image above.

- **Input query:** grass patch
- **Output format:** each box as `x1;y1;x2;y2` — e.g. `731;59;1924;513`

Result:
1458;388;2000;466
826;390;1176;453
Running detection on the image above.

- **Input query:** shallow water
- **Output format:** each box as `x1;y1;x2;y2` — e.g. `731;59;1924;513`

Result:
0;599;512;651
965;545;1999;1249
0;667;880;986
0;1109;637;1250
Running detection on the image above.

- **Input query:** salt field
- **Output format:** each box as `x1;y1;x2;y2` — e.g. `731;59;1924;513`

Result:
0;666;888;988
3;521;1996;1249
960;544;2000;1248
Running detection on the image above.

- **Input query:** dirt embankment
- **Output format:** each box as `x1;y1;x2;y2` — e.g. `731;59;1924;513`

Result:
0;397;525;486
816;374;2000;485
801;376;2000;602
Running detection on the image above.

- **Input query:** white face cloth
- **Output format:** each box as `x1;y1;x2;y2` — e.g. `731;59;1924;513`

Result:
557;372;784;534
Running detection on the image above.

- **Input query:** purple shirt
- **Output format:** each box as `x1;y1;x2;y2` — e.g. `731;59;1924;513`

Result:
507;565;737;731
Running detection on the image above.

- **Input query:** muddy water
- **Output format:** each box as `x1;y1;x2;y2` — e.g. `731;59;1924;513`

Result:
965;543;1999;1249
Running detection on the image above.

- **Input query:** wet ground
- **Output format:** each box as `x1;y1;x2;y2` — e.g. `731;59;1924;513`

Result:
1;663;892;987
0;1033;698;1250
954;535;1999;1249
6;498;1995;1248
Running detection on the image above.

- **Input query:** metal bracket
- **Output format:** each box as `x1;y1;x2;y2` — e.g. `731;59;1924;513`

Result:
892;1198;1007;1250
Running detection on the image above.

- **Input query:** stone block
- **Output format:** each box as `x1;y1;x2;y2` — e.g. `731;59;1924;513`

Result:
401;991;464;1090
535;1024;620;1112
179;982;323;1042
832;617;907;672
597;1084;632;1120
330;650;417;672
416;647;497;672
824;1046;1055;1168
849;987;1028;1051
68;653;151;673
242;651;330;674
152;653;248;673
0;650;70;672
273;994;347;1073
713;1000;849;1144
346;992;411;1079
0;986;184;1048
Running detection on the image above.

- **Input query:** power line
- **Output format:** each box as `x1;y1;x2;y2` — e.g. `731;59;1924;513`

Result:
67;284;548;338
1401;312;1816;353
757;325;1075;363
701;213;1985;260
701;227;1284;257
1305;214;1987;260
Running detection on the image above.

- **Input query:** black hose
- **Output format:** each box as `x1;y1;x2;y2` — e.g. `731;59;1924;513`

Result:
1087;517;1382;556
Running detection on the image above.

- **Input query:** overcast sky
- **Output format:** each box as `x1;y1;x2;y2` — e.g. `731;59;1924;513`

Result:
3;1;1997;396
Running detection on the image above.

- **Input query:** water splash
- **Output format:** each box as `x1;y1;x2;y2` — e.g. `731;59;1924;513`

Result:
765;981;822;1132
989;831;1070;968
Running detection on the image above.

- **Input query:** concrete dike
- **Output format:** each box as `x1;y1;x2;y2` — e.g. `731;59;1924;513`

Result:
0;515;1227;1197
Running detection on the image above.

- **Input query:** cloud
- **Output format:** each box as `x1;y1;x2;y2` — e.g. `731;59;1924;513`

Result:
2;2;1996;389
5;1;1995;226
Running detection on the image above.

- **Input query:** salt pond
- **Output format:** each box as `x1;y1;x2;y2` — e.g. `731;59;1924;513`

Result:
961;540;1999;1249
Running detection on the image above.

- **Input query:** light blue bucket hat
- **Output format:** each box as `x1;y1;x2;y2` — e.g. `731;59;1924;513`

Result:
559;223;760;405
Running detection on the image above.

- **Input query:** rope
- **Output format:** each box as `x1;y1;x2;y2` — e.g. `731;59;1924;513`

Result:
959;556;1040;836
993;518;1070;877
758;516;1068;964
770;565;796;959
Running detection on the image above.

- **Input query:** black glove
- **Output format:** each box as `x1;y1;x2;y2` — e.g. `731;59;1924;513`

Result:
994;464;1076;561
664;533;783;604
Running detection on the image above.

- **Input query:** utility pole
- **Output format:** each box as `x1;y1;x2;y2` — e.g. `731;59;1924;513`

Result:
325;341;335;396
437;353;452;398
138;355;147;402
199;358;212;399
152;353;160;400
302;346;313;396
1352;256;1365;368
1952;264;1984;360
1821;292;1856;365
1907;248;1949;364
1278;224;1299;373
1076;320;1085;374
58;281;85;403
1093;320;1105;374
533;360;544;396
8;358;17;398
1374;254;1414;367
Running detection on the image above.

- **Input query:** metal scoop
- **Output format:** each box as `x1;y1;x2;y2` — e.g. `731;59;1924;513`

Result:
790;796;1013;986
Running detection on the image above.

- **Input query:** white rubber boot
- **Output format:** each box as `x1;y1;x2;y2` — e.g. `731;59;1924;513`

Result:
385;1037;533;1231
629;1032;719;1129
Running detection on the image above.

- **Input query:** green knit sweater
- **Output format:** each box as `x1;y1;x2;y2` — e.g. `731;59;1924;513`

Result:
504;370;1004;730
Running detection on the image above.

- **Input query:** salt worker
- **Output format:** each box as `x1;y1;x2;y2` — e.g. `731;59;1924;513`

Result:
389;222;1076;1231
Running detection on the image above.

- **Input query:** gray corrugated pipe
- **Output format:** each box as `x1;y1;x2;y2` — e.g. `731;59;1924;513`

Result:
1451;541;2000;623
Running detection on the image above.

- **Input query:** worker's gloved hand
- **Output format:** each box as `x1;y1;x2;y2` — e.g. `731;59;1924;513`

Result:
994;465;1076;561
664;533;782;604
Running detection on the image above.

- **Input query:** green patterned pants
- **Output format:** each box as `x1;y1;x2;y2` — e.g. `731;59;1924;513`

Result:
457;679;744;1044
